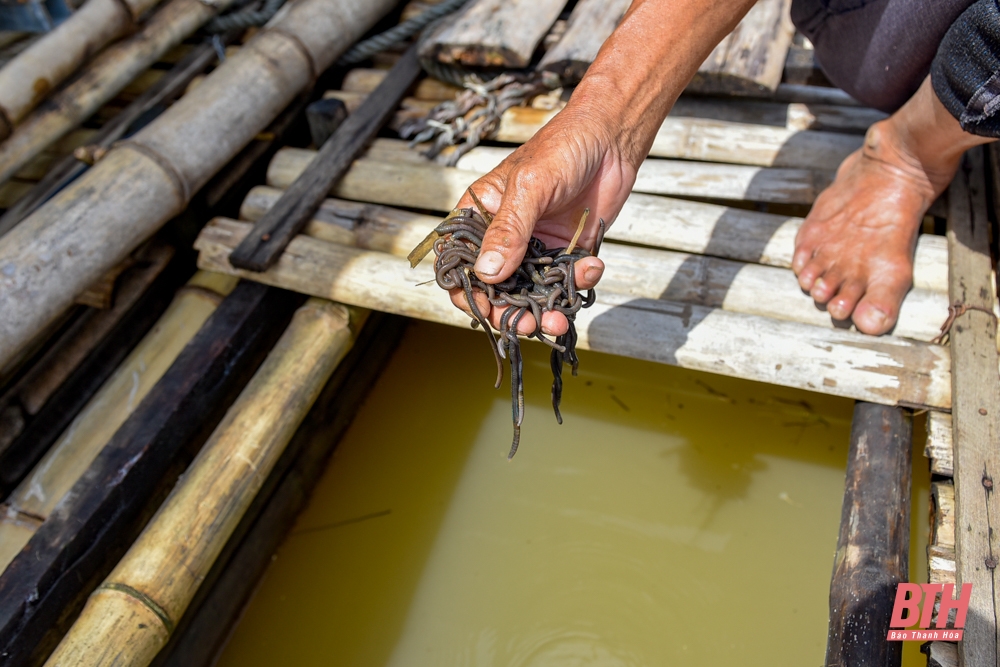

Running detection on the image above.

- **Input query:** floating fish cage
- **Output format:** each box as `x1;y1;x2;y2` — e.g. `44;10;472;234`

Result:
0;1;996;666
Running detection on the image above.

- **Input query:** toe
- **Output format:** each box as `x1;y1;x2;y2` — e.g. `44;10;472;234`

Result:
796;257;826;292
827;281;865;321
810;268;844;304
852;277;911;335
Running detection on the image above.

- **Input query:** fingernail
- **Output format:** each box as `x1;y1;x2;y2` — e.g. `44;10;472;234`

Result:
584;265;604;283
475;250;504;277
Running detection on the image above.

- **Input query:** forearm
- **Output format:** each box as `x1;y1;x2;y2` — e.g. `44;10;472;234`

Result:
564;0;758;167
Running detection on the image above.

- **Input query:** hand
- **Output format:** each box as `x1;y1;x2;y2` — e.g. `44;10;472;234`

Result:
449;105;637;336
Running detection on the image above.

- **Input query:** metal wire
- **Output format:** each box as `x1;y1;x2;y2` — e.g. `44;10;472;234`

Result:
336;0;472;66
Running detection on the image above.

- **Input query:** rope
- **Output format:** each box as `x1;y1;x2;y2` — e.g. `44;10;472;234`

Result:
336;0;472;67
931;302;998;344
205;0;287;34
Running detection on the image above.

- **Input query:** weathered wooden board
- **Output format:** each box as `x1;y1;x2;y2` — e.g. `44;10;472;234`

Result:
946;151;1000;667
237;192;947;341
688;0;794;95
537;0;630;82
419;0;567;68
263;146;949;294
926;411;954;477
194;221;952;409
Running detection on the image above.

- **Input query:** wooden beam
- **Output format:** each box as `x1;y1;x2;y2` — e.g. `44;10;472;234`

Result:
194;219;953;409
236;193;948;341
825;402;910;667
419;0;567;68
537;0;630;82
228;45;421;272
263;146;949;294
946;150;1000;667
0;283;301;667
688;0;794;95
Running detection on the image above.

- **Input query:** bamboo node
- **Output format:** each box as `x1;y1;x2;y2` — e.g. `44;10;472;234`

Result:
97;582;176;634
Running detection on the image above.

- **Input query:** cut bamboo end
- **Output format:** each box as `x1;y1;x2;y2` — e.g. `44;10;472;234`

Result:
0;271;237;574
44;299;365;667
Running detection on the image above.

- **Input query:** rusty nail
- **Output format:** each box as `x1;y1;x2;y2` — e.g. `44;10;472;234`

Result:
984;475;994;491
261;233;270;241
979;408;988;415
986;555;998;569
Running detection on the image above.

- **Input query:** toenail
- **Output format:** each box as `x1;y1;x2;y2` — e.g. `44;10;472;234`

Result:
869;309;888;329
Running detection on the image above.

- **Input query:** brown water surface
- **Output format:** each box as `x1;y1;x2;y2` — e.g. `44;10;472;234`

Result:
217;320;929;666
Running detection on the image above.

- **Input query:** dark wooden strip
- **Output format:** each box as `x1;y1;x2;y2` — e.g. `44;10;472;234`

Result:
228;44;421;272
825;402;911;667
154;313;407;667
0;242;180;498
0;282;303;667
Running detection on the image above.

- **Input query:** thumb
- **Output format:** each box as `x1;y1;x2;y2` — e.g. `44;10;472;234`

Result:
471;169;549;284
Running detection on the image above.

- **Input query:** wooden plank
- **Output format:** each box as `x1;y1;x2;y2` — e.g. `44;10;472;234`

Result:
688;0;794;95
419;0;567;68
195;220;953;408
826;402;910;667
925;641;959;667
154;313;406;667
782;44;830;86
926;411;954;477
537;0;630;82
237;192;948;341
263;146;949;294
0;283;301;667
947;150;1000;667
228;45;421;272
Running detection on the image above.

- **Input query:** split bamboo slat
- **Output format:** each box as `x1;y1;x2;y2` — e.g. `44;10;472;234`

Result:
420;0;566;68
263;144;949;294
687;0;794;95
44;299;364;667
945;150;1000;667
336;68;864;169
0;0;398;374
194;219;952;410
0;0;242;188
0;0;165;140
236;188;948;341
0;271;238;573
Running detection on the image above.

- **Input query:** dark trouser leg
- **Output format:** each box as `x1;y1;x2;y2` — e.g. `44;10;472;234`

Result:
790;0;976;112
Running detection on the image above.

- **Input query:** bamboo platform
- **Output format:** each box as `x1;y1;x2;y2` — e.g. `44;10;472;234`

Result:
0;0;997;666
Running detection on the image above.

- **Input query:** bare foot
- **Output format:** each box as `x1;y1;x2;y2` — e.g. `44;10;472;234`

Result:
792;121;956;334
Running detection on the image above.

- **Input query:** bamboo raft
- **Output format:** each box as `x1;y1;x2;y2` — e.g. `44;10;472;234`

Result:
0;0;997;665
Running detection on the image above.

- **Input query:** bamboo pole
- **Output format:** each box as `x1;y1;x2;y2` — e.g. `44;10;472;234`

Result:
261;146;950;293
235;193;948;341
194;221;952;409
0;0;397;374
0;0;241;188
44;299;364;667
0;0;165;140
0;271;237;573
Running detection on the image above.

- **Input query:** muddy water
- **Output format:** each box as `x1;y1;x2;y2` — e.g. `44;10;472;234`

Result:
217;320;929;667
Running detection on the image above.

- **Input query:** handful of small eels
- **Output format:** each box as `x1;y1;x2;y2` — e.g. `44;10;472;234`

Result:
408;189;604;459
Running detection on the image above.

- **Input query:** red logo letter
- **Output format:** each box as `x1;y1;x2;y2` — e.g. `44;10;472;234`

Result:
890;584;923;628
937;583;973;629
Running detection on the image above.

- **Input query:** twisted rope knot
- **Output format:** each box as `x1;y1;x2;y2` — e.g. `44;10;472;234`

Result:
931;301;998;344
